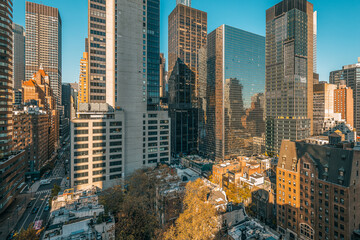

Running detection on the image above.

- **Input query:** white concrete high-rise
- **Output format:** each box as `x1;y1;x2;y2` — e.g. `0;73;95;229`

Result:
71;0;171;190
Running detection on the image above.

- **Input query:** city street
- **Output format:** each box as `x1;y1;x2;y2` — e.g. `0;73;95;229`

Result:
14;178;62;234
4;141;70;238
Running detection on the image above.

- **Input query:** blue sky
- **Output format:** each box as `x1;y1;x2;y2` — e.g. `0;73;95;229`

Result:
14;0;360;83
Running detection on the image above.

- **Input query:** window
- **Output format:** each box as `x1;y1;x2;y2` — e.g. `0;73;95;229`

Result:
110;122;122;126
93;122;106;127
74;144;88;149
110;174;122;180
74;158;88;164
74;151;88;156
93;169;106;175
93;176;106;182
93;135;106;141
74;179;88;186
75;123;88;127
110;167;122;173
93;149;106;155
110;148;122;153
93;142;106;148
74;172;88;178
74;130;88;135
74;137;88;142
74;165;88;171
93;156;106;161
110;135;122;140
110;161;122;166
110;128;122;133
93;129;106;134
110;154;122;160
93;163;106;168
110;141;122;146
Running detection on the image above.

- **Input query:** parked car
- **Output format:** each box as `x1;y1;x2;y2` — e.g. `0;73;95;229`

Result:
44;205;50;212
31;207;38;214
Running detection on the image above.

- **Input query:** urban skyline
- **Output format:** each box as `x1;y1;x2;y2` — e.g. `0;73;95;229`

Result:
2;0;360;239
12;0;360;84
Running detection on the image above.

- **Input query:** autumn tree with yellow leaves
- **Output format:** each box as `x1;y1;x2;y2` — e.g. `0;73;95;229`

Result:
163;179;219;240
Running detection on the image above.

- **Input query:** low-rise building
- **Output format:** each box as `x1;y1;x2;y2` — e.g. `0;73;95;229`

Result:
228;220;280;240
45;187;114;240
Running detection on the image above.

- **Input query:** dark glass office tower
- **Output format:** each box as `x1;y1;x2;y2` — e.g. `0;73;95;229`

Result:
146;0;160;110
265;0;314;155
199;25;265;160
168;3;207;155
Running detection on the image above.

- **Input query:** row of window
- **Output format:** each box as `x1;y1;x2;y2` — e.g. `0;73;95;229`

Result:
74;174;122;186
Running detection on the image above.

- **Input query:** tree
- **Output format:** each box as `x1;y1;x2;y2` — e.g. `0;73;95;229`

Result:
49;184;61;206
15;224;39;240
225;183;251;205
99;185;125;215
163;179;219;240
100;165;174;240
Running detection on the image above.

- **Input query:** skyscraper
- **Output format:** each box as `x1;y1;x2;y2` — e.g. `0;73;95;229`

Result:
160;53;166;99
313;11;317;74
334;85;354;128
199;25;265;160
330;58;360;131
71;0;171;189
265;0;314;155
0;0;27;214
313;83;339;135
78;51;89;104
168;3;207;155
25;2;62;107
176;0;191;7
87;0;107;103
12;23;25;92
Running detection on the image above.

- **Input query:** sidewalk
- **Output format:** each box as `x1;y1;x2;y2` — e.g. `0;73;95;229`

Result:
0;193;31;239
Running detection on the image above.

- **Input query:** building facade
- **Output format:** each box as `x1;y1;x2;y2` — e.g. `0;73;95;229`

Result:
87;1;107;103
168;3;207;155
265;0;314;155
25;2;62;107
22;68;59;171
12;23;25;92
0;0;27;214
199;25;265;160
313;83;339;136
277;140;360;240
330;58;360;131
160;53;166;99
78;51;89;104
334;85;354;128
176;0;191;7
71;0;170;187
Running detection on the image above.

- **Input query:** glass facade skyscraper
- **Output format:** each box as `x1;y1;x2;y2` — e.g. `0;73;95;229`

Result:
265;0;314;155
168;4;207;155
199;25;265;160
146;0;160;110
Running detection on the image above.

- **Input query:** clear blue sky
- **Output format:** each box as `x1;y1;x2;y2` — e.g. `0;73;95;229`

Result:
14;0;360;83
